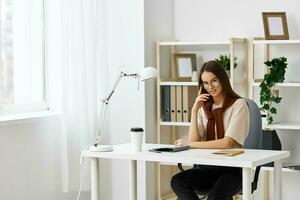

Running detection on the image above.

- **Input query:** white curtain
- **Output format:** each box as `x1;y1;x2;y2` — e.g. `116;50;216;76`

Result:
59;0;106;192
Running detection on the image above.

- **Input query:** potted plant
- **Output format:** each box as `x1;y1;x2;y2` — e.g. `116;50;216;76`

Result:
259;57;288;153
215;54;237;77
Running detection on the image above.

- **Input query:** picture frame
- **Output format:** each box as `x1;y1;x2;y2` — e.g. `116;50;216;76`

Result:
173;53;197;81
262;12;289;40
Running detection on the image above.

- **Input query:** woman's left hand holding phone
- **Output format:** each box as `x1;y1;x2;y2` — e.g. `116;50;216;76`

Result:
191;87;210;114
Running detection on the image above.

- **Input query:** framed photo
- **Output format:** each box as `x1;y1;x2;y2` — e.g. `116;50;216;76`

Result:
173;53;196;81
262;12;289;40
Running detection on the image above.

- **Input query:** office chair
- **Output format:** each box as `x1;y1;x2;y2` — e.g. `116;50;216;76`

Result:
177;98;263;199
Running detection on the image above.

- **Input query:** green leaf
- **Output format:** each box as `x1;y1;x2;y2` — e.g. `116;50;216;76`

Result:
274;96;282;103
262;104;270;110
214;54;238;70
267;116;273;125
260;57;287;122
270;107;277;114
264;61;271;66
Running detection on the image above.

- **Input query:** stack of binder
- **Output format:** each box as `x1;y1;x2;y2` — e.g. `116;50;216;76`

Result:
161;86;198;122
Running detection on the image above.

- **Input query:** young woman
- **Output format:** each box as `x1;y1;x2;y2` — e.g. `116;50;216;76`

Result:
170;60;249;200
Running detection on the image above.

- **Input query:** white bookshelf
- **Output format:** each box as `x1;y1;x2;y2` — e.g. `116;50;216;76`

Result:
160;121;191;127
253;39;300;44
267;121;300;130
160;81;198;86
248;38;300;97
158;40;230;46
158;38;247;46
248;39;300;179
161;80;246;86
261;167;299;173
253;82;300;87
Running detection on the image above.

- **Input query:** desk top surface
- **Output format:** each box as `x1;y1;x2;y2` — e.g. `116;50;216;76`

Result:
82;143;290;168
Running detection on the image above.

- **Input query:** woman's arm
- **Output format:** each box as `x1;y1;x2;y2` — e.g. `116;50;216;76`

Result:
189;136;239;149
188;88;209;142
188;110;203;142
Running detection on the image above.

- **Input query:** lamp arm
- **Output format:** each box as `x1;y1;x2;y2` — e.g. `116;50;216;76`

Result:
94;71;138;146
95;101;108;146
104;73;123;103
104;72;138;103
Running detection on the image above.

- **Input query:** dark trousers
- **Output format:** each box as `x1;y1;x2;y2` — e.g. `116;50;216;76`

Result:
171;165;242;200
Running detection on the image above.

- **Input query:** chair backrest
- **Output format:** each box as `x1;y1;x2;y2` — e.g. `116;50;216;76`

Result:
243;98;262;149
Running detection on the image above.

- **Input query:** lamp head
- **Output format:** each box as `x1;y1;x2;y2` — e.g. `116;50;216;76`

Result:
139;67;157;81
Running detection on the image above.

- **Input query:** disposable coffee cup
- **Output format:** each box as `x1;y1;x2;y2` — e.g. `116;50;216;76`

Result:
130;127;144;152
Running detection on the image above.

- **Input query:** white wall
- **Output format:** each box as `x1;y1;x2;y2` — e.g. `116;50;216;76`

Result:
0;118;91;200
144;0;174;199
174;0;300;41
106;0;146;200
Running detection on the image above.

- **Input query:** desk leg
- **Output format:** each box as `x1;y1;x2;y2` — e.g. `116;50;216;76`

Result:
91;158;99;200
274;160;282;200
129;160;137;200
242;168;251;200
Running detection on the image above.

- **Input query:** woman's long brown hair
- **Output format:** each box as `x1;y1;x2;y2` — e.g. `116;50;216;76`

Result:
198;60;240;99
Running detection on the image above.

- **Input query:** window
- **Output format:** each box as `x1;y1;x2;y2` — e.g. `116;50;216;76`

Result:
0;0;47;115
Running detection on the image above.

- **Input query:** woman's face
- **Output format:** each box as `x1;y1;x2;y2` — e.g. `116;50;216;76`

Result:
201;71;223;97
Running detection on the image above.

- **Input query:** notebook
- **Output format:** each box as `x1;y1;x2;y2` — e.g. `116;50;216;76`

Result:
149;145;190;153
213;149;244;156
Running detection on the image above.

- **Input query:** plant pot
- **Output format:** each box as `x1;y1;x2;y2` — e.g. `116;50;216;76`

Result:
261;114;267;129
262;129;282;166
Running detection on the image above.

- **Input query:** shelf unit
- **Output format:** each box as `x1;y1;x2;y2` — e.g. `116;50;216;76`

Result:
252;39;300;44
248;38;300;131
267;121;300;130
156;38;248;200
253;82;300;87
160;122;191;127
248;39;300;198
160;81;198;86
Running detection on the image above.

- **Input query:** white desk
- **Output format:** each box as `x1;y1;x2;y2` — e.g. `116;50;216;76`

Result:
82;143;290;200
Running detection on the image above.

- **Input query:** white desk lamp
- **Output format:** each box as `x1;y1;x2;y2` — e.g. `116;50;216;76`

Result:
90;66;157;152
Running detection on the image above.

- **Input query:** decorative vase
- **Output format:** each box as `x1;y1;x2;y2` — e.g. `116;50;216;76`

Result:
261;114;267;129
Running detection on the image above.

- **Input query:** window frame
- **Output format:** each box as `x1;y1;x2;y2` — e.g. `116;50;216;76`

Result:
0;0;49;116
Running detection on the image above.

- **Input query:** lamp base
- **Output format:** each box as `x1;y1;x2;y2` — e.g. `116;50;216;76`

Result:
89;144;113;152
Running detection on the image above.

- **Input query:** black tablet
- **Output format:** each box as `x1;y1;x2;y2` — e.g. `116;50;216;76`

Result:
149;145;190;153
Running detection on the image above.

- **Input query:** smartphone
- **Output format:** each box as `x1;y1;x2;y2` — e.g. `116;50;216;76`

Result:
200;84;212;106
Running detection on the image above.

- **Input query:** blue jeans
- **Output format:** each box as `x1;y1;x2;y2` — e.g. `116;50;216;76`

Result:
171;165;242;200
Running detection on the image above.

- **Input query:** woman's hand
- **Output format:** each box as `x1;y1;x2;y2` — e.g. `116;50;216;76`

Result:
191;87;210;113
174;138;186;147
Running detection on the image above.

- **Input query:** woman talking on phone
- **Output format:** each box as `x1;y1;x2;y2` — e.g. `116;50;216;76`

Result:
170;60;249;200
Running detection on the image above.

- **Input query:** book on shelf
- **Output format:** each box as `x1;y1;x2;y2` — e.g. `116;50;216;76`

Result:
161;86;171;121
176;86;183;122
161;85;199;123
170;86;176;121
182;86;198;122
